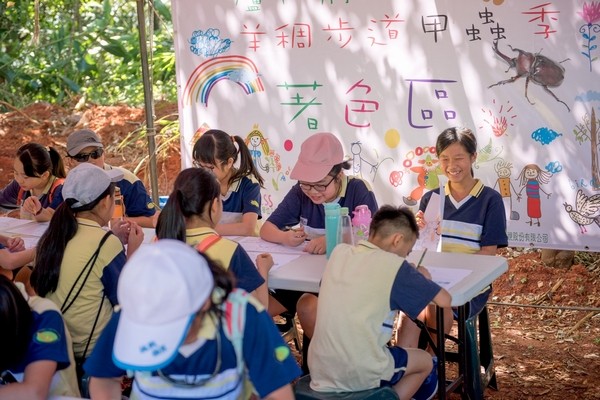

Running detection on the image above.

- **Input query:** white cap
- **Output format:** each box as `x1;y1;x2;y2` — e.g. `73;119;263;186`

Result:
62;163;123;208
113;239;214;371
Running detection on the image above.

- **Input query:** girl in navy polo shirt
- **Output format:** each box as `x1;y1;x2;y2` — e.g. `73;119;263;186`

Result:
260;132;378;317
0;276;80;398
193;129;265;236
155;167;273;308
0;143;66;221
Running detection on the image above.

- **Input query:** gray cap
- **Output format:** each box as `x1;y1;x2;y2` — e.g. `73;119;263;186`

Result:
67;129;104;156
63;163;123;208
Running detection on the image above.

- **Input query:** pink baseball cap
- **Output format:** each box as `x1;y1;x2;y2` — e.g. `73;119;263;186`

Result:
290;132;345;182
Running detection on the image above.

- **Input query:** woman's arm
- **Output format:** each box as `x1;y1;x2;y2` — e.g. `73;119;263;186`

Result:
89;377;123;400
0;247;35;270
216;211;259;236
260;221;306;247
0;360;57;400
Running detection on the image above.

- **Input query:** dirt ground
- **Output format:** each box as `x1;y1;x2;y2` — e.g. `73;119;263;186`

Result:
1;103;599;399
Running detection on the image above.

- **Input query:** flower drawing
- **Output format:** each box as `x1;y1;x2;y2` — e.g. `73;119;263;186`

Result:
579;1;600;71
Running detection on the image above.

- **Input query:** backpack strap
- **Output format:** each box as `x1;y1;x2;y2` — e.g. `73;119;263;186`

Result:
221;289;249;375
195;233;221;253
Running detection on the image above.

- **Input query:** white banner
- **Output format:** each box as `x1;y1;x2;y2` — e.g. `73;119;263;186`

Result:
171;0;600;251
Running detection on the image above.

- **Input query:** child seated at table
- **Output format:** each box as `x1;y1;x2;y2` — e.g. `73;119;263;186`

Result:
0;143;66;222
260;132;378;318
304;205;451;399
84;239;300;400
155;167;273;308
193;129;265;236
0;276;80;398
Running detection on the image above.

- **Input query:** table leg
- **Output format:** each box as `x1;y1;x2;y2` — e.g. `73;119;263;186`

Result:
458;305;469;400
436;305;446;400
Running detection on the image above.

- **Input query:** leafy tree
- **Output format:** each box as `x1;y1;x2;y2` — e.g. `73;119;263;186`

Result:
0;0;176;109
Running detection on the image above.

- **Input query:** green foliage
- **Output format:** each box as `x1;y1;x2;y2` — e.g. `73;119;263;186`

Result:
0;0;176;108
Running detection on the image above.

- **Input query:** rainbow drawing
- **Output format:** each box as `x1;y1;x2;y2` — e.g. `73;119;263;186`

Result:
183;55;265;106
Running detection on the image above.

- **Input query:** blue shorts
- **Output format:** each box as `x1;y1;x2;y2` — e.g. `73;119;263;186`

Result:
380;346;408;386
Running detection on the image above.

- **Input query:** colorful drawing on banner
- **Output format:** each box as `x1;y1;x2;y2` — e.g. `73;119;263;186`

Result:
531;127;563;145
350;141;393;181
183;55;264;106
488;40;570;112
384;128;400;148
401;147;442;206
577;1;600;72
572;107;600;190
474;138;503;169
480;99;516;137
245;125;283;178
563;189;600;234
189;28;232;57
190;123;212;147
516;163;553;227
493;160;520;221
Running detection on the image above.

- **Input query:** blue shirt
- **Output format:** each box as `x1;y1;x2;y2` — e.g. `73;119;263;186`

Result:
221;176;262;223
0;178;64;209
419;180;508;254
267;175;378;236
7;308;70;375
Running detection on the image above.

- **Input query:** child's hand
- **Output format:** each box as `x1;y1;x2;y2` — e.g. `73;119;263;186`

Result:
255;253;274;274
414;264;432;280
111;219;131;245
304;235;326;255
282;227;307;247
22;196;43;217
126;222;144;257
6;237;25;252
415;210;426;230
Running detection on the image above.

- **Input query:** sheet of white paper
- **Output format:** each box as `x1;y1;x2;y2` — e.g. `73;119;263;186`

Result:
7;221;49;237
428;266;471;290
414;192;441;252
236;236;306;255
0;217;37;232
245;251;302;272
22;237;38;249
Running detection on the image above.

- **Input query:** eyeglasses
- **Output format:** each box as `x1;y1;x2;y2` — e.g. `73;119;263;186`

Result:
71;148;104;162
298;175;336;193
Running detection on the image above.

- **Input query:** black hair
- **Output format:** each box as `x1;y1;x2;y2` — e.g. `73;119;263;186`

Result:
31;183;115;297
155;168;221;242
193;129;265;188
436;127;478;177
328;160;352;178
0;275;33;371
369;205;419;241
16;143;67;179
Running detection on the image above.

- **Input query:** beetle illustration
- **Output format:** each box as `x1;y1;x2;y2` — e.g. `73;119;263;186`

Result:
488;41;570;112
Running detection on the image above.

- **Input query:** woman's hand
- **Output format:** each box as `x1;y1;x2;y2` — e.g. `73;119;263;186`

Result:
281;227;307;247
303;235;326;255
22;196;43;217
110;219;131;245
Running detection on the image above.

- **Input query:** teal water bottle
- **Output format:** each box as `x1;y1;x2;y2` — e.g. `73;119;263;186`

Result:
324;202;341;258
